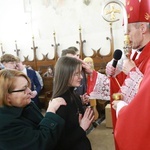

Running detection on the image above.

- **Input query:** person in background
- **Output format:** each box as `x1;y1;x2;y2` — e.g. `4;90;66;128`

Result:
52;56;94;150
83;57;94;70
43;66;53;77
68;47;89;105
0;69;66;150
26;65;44;89
0;54;17;69
83;57;99;121
15;57;42;109
67;46;80;58
61;48;77;57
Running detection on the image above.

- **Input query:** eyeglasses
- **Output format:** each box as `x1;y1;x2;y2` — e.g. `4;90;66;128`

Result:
9;86;29;93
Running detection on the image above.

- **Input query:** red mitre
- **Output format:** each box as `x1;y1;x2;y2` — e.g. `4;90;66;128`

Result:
125;0;140;23
125;0;150;23
139;0;150;22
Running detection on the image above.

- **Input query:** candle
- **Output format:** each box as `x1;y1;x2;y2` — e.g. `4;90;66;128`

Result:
79;25;81;33
15;40;17;49
53;31;55;37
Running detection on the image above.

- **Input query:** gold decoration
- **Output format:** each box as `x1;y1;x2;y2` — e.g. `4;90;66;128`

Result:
105;4;121;21
124;34;132;58
112;93;123;100
145;13;150;21
129;6;133;11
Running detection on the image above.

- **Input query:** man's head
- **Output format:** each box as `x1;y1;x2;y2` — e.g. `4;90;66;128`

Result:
128;22;150;49
125;0;150;49
67;46;80;58
0;54;17;69
61;47;79;58
61;49;76;57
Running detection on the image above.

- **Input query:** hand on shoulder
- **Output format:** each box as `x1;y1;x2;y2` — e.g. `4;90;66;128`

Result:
47;97;66;113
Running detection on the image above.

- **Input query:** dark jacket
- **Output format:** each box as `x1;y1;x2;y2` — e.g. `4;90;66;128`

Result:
0;102;65;150
27;68;41;106
55;88;92;150
27;68;41;93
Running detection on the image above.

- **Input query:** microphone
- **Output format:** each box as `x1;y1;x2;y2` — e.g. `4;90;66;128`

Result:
112;49;122;68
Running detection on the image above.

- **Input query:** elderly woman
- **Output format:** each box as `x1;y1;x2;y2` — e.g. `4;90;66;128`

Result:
0;69;66;150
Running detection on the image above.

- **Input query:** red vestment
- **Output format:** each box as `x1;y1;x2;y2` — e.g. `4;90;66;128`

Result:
115;42;150;150
111;42;150;128
87;42;150;150
115;59;150;150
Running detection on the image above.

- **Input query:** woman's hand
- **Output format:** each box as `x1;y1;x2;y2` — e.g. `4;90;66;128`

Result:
79;107;94;131
80;93;90;105
47;97;66;113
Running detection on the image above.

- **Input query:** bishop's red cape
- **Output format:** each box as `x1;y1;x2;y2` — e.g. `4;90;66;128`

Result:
115;58;150;150
87;42;150;150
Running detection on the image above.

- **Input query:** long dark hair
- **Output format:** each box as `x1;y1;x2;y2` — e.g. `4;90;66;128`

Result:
52;56;81;98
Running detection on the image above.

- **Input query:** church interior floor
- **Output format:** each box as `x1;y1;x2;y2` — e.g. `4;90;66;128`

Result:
87;119;115;150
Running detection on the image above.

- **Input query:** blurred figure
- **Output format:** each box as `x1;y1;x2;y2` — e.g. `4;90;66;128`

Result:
61;49;77;57
52;56;94;150
0;54;17;69
0;69;66;150
83;57;94;70
26;65;44;89
43;66;53;77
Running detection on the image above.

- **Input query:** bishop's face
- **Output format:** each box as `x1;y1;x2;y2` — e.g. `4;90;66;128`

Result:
128;23;144;50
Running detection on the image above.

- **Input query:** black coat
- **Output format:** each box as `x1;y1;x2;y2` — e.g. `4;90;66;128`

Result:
0;102;65;150
27;68;41;106
55;88;92;150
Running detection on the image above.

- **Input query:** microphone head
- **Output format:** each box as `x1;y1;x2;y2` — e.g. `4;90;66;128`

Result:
113;49;122;60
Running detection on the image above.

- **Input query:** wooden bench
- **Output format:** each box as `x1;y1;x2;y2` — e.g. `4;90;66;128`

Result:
39;77;53;109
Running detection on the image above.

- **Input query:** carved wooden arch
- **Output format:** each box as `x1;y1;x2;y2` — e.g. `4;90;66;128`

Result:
80;23;114;72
